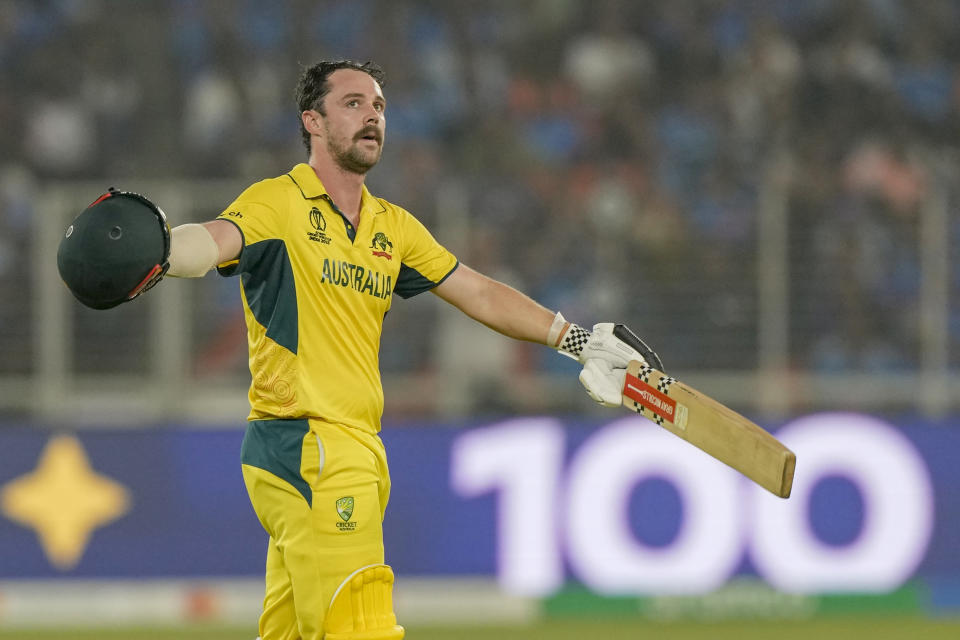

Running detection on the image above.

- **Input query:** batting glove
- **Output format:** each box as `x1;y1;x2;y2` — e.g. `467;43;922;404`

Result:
557;321;663;408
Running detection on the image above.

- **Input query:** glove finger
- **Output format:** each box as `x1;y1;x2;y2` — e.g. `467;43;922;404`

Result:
578;367;595;395
583;385;605;405
580;323;641;368
580;360;624;407
601;367;627;406
578;364;607;405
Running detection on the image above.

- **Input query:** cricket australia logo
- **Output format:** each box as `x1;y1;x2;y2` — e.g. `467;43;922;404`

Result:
370;232;393;260
307;207;332;245
336;496;357;531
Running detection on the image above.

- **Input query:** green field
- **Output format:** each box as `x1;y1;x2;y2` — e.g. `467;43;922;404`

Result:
3;618;960;640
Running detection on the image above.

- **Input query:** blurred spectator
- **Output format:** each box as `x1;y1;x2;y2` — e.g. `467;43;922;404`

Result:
564;1;656;105
24;98;97;175
4;0;960;397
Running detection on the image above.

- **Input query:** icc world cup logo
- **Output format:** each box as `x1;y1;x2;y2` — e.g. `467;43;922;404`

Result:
309;207;326;231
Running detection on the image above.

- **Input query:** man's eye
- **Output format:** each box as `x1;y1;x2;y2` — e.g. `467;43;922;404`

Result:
347;100;358;107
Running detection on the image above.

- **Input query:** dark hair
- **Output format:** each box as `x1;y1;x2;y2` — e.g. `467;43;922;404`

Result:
295;59;386;154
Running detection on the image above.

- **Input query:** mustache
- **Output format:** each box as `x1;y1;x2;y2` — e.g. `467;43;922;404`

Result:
355;126;383;143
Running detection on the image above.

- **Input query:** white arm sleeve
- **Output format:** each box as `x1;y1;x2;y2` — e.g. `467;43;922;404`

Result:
167;223;221;278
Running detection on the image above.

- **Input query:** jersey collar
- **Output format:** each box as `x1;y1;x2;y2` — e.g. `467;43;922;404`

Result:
288;163;327;198
288;163;386;216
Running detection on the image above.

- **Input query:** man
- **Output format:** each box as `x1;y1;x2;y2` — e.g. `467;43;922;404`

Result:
163;60;656;640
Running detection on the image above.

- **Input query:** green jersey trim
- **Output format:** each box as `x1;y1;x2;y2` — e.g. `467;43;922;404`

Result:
239;239;299;354
240;419;312;506
394;260;459;299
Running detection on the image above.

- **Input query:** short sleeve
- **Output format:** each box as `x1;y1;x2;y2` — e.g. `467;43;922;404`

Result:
394;209;458;299
216;182;285;277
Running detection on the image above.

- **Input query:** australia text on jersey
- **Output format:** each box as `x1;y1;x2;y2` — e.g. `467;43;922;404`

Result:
320;258;392;299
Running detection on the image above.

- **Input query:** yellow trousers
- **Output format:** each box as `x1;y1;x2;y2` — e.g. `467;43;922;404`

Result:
240;418;391;640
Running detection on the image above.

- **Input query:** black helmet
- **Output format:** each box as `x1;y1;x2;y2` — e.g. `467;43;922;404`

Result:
57;188;170;310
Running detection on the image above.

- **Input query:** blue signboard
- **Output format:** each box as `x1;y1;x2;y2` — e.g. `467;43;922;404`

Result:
0;413;957;601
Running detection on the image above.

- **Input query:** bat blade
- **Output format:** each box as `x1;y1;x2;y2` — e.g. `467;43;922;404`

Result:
622;360;795;498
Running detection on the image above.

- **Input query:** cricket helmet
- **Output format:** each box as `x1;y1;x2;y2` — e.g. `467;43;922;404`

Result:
57;188;171;310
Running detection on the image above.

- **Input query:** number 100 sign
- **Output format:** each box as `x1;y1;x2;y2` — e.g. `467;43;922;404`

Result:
451;413;933;596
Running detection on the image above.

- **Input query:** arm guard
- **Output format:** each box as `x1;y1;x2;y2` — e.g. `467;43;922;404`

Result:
167;223;221;278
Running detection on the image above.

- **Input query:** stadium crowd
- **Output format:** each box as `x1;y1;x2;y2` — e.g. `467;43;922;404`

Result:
2;0;959;394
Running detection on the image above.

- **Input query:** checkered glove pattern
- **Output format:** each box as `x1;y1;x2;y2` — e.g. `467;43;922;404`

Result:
574;323;653;407
553;320;659;408
557;323;591;360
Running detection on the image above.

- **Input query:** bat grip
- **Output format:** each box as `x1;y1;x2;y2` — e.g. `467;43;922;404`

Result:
613;324;664;372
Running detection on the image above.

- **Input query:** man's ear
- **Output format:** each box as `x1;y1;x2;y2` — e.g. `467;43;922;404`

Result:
302;110;324;137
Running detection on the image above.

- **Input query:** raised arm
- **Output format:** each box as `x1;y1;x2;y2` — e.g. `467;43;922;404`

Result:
166;220;243;277
432;263;663;407
430;264;557;345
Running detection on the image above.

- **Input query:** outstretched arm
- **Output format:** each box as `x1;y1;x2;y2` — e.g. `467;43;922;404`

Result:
432;263;662;407
430;264;559;345
166;220;242;277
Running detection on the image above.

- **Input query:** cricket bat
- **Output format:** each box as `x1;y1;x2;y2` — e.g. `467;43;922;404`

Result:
620;359;796;498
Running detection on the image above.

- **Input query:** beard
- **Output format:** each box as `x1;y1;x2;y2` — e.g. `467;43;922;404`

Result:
325;125;383;175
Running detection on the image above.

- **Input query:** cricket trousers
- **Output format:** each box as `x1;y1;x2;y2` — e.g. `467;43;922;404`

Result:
240;417;391;640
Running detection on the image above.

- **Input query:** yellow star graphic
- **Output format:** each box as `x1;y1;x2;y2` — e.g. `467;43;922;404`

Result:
0;434;131;570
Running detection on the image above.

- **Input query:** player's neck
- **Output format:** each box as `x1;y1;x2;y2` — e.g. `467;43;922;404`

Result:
308;157;365;225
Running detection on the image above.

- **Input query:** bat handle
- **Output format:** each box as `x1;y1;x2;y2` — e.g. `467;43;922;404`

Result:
613;324;664;372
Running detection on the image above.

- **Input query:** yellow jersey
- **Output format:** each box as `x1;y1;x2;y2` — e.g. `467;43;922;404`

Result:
217;163;458;432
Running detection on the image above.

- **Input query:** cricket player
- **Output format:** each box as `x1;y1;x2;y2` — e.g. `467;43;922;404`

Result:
139;60;658;639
